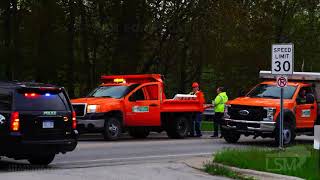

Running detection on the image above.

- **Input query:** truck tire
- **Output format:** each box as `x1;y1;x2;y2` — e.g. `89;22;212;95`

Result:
103;117;122;141
275;120;295;146
222;129;241;143
129;128;150;139
166;116;189;139
28;154;55;166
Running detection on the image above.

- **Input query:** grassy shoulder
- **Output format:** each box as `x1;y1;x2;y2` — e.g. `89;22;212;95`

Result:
201;121;214;131
204;163;255;180
206;145;320;180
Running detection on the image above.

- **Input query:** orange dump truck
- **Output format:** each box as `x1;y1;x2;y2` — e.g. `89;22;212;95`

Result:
71;74;204;140
221;71;320;145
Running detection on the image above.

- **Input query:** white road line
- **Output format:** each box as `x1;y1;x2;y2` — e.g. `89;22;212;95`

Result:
53;153;213;165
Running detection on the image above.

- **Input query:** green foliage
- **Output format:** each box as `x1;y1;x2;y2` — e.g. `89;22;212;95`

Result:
201;121;214;131
1;0;320;98
214;145;320;180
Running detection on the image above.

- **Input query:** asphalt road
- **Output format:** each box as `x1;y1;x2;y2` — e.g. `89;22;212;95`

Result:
0;133;314;180
0;133;314;169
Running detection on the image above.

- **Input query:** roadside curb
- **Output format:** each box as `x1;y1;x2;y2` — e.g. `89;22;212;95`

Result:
182;157;303;180
201;131;214;135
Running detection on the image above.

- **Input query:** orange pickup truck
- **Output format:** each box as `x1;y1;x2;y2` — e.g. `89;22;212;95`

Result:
71;74;203;140
222;71;320;145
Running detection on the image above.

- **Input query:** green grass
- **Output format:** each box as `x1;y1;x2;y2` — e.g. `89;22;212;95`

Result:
211;145;320;180
204;163;255;180
201;121;214;131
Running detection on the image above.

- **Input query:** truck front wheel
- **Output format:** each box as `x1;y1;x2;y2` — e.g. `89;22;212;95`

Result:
275;120;295;146
166;116;189;139
103;117;122;141
222;129;241;143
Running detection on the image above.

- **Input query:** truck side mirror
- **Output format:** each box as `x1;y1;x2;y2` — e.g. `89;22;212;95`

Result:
238;89;246;97
306;94;315;104
129;96;136;102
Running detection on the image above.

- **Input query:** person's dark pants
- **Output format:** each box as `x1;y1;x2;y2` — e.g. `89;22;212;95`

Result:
213;112;224;136
190;113;202;136
195;113;202;136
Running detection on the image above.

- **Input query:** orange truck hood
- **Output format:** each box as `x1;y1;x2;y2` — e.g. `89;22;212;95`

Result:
71;97;123;112
228;97;293;108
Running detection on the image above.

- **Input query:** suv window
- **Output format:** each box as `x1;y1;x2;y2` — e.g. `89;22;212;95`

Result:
0;89;12;111
14;90;70;111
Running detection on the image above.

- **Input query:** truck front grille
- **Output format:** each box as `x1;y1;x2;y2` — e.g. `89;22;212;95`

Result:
229;105;267;121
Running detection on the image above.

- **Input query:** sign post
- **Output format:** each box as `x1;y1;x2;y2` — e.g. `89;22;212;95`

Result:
315;126;320;150
272;44;294;149
315;125;320;174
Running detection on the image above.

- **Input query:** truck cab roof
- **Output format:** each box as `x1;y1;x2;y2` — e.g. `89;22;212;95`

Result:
261;81;311;87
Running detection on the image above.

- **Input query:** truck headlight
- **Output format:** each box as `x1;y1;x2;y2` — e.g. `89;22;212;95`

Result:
224;105;231;118
87;105;99;113
263;107;276;121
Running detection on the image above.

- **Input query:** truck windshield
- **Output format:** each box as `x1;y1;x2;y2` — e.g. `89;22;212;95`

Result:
88;86;130;99
247;84;297;99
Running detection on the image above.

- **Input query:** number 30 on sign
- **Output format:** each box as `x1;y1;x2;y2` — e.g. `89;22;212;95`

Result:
272;44;294;75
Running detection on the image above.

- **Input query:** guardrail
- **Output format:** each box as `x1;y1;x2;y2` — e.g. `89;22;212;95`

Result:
203;105;214;121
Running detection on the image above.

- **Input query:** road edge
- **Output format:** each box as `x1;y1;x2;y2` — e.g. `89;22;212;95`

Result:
182;157;304;180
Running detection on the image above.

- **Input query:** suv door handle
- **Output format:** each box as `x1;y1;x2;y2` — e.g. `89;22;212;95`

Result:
149;104;158;107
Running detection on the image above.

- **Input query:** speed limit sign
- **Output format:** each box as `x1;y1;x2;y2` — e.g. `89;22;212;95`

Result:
272;44;294;75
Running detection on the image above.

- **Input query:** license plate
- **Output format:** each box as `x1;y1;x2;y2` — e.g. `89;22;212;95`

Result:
43;121;54;129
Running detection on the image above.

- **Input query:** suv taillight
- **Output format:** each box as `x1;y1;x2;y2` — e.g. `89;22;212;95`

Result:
10;112;20;132
72;111;77;129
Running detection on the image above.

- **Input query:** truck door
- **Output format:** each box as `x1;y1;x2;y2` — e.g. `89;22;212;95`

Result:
124;83;161;126
295;86;317;128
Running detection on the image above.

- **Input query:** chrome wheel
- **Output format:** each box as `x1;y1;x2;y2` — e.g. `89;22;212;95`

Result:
108;123;119;137
283;128;292;145
103;117;122;141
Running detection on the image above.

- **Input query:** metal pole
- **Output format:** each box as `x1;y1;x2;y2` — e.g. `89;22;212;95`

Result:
280;87;284;149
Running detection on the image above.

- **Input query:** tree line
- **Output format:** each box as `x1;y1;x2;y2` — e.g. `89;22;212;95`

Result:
1;0;320;101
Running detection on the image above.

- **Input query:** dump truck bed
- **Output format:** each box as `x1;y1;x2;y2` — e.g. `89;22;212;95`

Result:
160;99;203;112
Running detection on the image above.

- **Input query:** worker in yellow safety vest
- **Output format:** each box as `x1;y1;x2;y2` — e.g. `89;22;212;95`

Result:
211;87;228;138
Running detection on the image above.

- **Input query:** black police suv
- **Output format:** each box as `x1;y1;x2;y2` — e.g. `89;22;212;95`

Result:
0;82;78;165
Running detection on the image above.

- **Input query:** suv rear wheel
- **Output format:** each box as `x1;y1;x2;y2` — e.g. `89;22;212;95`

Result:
28;154;55;165
103;117;122;141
